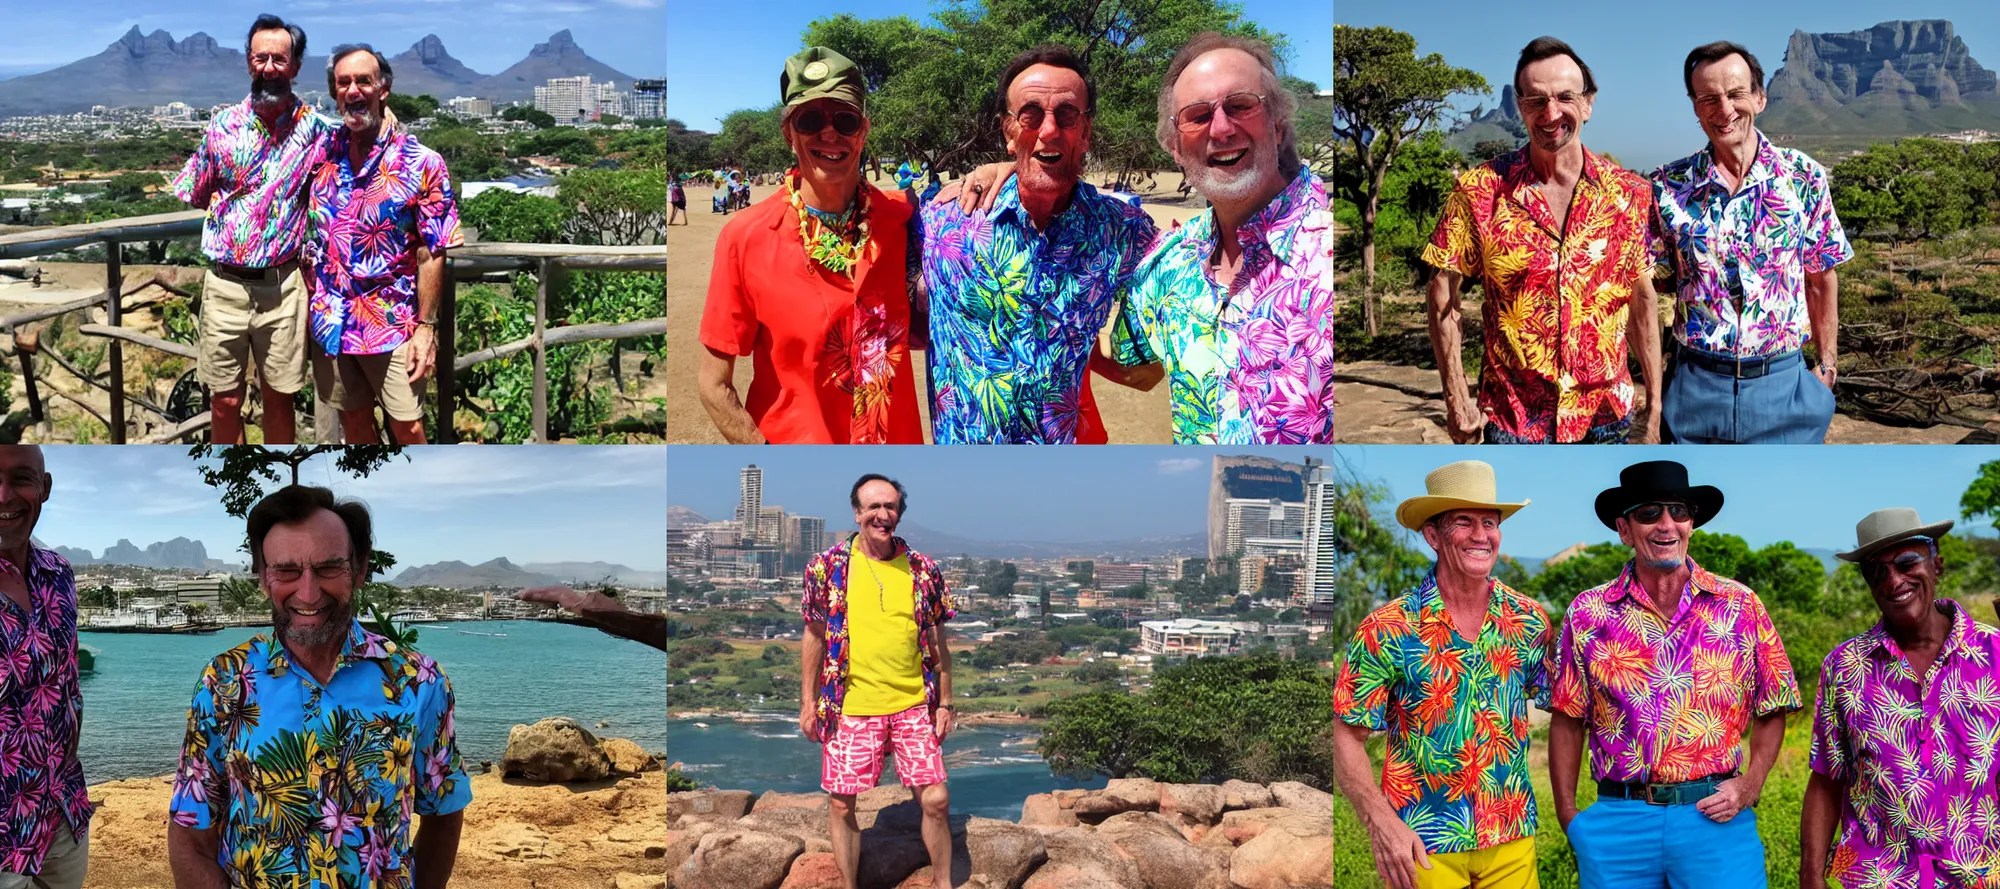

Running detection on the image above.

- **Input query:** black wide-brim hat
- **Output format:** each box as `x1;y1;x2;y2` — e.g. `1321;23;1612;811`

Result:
1593;460;1724;530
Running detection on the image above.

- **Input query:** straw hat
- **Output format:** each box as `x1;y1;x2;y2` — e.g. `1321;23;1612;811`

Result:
1394;460;1529;531
1835;507;1953;562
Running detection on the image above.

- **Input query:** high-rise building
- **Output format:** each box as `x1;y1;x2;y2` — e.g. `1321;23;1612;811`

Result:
786;515;825;554
1223;497;1305;556
1302;458;1338;610
736;465;763;545
632;79;666;120
757;505;785;548
534;75;597;123
447;96;493;118
1207;455;1307;559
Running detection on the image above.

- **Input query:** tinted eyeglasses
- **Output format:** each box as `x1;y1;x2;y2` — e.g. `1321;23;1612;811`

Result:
792;107;863;137
1172;92;1266;133
1861;538;1934;584
1012;103;1085;131
1625;502;1694;524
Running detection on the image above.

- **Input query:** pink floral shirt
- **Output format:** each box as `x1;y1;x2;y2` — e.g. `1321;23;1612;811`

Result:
305;127;462;356
1550;560;1801;783
0;547;90;875
170;98;334;267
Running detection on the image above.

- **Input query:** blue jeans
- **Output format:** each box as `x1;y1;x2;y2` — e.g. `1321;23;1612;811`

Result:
1663;348;1833;443
1567;798;1765;889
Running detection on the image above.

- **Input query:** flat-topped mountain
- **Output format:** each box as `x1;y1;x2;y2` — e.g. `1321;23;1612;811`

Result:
391;557;663;589
1763;19;2000;136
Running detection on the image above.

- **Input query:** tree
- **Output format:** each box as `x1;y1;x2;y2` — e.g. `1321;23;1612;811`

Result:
219;576;263;614
503;105;558;129
1739;542;1828;612
386;93;441;123
1832;139;1998;244
1531;543;1632;611
1333;25;1487;335
103;171;165;202
460;189;569;243
557;168;667;246
1070;660;1121;685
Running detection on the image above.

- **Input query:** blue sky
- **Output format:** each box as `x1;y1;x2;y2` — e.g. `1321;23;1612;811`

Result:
667;446;1331;541
0;0;664;80
665;0;1332;130
1335;445;2000;561
1335;0;2000;170
30;446;666;571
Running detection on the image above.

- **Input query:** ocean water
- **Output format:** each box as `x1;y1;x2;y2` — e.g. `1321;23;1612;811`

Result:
78;620;665;782
667;713;1108;820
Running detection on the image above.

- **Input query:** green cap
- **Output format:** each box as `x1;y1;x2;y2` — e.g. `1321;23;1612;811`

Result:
780;46;866;114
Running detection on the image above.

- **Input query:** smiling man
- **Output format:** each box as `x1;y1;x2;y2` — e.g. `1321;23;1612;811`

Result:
1333;460;1549;889
167;485;468;889
698;47;923;444
1802;509;2000;889
1650;42;1853;443
0;446;91;889
1549;461;1799;889
797;474;955;889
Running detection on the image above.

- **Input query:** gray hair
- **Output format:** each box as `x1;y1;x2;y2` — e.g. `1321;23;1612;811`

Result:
1155;32;1300;178
325;43;395;94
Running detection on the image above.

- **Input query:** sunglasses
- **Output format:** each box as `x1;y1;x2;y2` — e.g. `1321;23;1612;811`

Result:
1624;502;1693;524
1861;538;1934;584
1012;103;1085;131
793;107;863;137
1172;91;1267;133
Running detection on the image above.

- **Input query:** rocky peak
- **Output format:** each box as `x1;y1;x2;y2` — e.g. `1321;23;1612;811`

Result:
1769;19;1998;106
410;34;449;63
529;30;582;59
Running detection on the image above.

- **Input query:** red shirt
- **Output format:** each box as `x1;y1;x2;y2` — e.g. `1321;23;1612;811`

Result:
701;185;925;443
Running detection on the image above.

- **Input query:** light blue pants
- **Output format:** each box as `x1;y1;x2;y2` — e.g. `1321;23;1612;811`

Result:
1663;348;1834;444
1566;798;1766;889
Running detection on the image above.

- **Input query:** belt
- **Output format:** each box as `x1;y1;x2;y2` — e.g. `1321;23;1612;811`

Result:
1596;772;1734;806
214;258;296;281
1675;346;1801;381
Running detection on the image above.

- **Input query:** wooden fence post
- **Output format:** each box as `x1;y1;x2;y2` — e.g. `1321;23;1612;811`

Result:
437;261;457;444
532;257;549;443
105;239;124;444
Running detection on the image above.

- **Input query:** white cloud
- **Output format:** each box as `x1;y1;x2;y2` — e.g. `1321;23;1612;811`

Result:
1157;457;1204;475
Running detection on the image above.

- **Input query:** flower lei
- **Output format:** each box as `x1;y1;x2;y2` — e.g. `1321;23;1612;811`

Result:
785;169;871;277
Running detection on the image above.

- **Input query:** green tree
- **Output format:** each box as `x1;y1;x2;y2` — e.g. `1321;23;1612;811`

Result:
386;93;441;123
503;106;558;129
103;171;165;202
1531;543;1632;611
1333;25;1487;335
1688;530;1752;579
1739;542;1828;612
1832;139;1999;244
713;106;791;173
460;189;569;243
557;168;667;245
1070;660;1121;685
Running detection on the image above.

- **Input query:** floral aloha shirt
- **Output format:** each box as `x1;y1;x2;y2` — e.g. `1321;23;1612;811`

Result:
1422;146;1654;442
1810;598;2000;889
170;619;471;889
0;547;91;875
801;534;955;742
920;177;1157;443
1333;572;1552;854
305;126;463;357
1650;129;1853;357
1110;167;1334;444
171;98;335;267
1550;560;1800;783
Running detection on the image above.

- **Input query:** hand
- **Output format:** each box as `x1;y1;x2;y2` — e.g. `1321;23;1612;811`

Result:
1815;364;1837;390
947;163;1014;214
407;324;438;383
933;706;955;741
1362;815;1431;889
519;585;620;615
798;704;817;739
1634;408;1661;445
1445;396;1484;444
1557;805;1579;832
1696;776;1757;823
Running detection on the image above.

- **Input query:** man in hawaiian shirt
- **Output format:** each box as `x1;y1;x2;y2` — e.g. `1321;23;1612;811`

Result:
0;447;90;889
1651;42;1853;443
306;45;460;445
797;474;955;889
1334;460;1549;889
918;44;1160;444
1423;37;1662;445
1804;508;2000;889
698;47;923;444
1550;460;1799;888
1113;32;1334;443
171;15;327;445
167;485;468;889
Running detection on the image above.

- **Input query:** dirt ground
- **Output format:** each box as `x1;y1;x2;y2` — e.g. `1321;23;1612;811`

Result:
664;171;1208;444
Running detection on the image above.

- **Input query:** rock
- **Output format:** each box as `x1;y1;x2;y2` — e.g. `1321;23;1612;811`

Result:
473;820;566;860
1023;827;1144;889
1229;818;1334;889
1219;780;1273;811
1098;813;1228;889
778;852;845;889
668;790;754;827
755;791;831;813
858;829;932;889
857;784;916;830
597;720;612;728
739;805;835;853
614;873;664;889
963;817;1047;889
1018;793;1079;830
1160;784;1223;825
500;717;611;783
603;737;657;775
664;822;719;878
1267;782;1333;816
677;829;805;889
1217;808;1329;846
1073;778;1159;817
1050;789;1088;808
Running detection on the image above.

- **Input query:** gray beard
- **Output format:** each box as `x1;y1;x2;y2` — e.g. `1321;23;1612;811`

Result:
273;597;355;648
1180;138;1277;204
343;104;381;132
250;77;293;111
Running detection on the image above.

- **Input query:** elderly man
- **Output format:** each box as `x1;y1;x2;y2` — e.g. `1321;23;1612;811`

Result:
1424;37;1662;445
798;475;955;889
306;45;460;445
167;486;468;889
698;47;923;444
917;44;1160;444
1333;460;1548;889
1651;42;1852;443
1803;508;2000;889
171;15;326;444
1550;460;1799;888
0;447;90;889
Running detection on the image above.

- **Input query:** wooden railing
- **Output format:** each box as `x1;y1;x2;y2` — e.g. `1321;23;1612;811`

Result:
0;210;665;443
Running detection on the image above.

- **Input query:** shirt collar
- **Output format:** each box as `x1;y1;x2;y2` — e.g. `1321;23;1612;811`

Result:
1684;129;1779;193
1862;596;1975;663
1499;143;1610;192
1409;569;1498;626
1601;558;1723;604
1178;165;1324;262
236;95;307;133
264;617;398;678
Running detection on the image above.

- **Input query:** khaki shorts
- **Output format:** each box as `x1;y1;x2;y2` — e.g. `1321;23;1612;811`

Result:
0;821;87;889
198;263;308;394
311;337;427;422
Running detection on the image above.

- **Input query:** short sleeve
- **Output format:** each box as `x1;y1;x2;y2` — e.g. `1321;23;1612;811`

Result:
414;153;464;254
1331;630;1394;731
1110;212;1162;301
1109;265;1163;367
1525;612;1554;711
1745;595;1804;717
170;135;214;209
801;556;830;627
1798;161;1853;274
926;561;957;624
1621;180;1655;283
414;666;472;817
1646;175;1679;288
1419;176;1482;275
1547;611;1590;718
698;225;757;356
167;667;228;829
1807;647;1853;782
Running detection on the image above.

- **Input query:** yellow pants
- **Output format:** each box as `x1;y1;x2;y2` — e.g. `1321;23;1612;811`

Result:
1417;837;1539;889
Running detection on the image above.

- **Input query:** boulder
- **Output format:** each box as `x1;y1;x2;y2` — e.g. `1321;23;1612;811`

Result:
778;852;845;889
1073;779;1159;817
1018;793;1079;830
739;806;835;853
1219;780;1274;811
677;829;805;889
499;717;610;783
1160;784;1224;825
664;822;720;877
668;790;754;827
1230;819;1335;889
1098;812;1228;889
1268;782;1333;816
756;791;831;812
603;737;657;775
1217;808;1329;846
963;817;1047;889
858;829;932;889
1023;827;1144;889
857;784;917;830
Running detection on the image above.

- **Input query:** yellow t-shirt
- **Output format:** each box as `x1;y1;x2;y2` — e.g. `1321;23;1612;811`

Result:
842;547;926;716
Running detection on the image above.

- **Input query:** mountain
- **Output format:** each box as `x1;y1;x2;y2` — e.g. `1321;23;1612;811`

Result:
382;34;486;100
392;557;561;588
666;506;709;529
1446;84;1527;155
471;30;636;103
520;562;666;587
1762;19;2000;138
56;536;210;569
